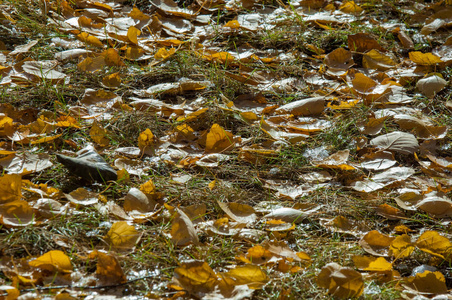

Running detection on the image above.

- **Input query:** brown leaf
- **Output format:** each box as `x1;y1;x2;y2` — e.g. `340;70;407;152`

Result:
404;271;447;294
88;250;126;285
171;208;199;246
348;33;384;52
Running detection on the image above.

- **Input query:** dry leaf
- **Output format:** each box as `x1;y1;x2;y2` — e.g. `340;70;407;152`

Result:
353;256;392;271
90;120;110;147
104;221;141;252
404;271;447;294
369;131;419;155
88;250;126;285
274;97;324;116
359;230;394;256
416;231;452;260
217;201;256;224
171;208;199;246
389;234;414;259
416;75;447;98
205;124;235;153
29;250;73;273
317;262;364;299
263;207;309;224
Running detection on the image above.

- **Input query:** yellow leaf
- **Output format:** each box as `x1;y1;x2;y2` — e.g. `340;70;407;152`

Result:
77;32;103;48
117;168;129;182
317;262;364;299
77;56;105;72
409;51;443;65
128;7;150;21
90;120;110;147
103;48;124;67
138;128;155;154
352;73;377;93
140;178;156;196
104;221;140;251
0;285;20;300
359;230;394;256
125;46;145;60
102;72;121;88
339;1;363;14
127;26;140;45
245;245;273;265
224;265;268;288
154;47;176;60
353;256;392;271
30;133;63;145
0;174;21;204
224;20;240;29
205;124;234;153
363;49;397;70
174;261;218;294
208;180;216;190
389;234;414;259
217;201;256;224
29;250;73;273
416;231;452;259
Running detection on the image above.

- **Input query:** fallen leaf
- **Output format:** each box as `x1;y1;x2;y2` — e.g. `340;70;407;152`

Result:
104;221;141;252
317;262;364;298
171;208;199;246
29;250;72;273
353;256;392;271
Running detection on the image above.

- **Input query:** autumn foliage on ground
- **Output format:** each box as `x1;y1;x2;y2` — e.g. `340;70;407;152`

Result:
0;0;452;298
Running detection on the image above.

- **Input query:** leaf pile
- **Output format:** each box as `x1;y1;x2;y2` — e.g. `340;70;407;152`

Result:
0;0;452;299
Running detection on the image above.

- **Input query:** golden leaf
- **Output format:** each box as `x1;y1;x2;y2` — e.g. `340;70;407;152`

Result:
224;265;268;288
138;128;155;155
90;121;110;147
29;250;73;273
317;262;364;298
77;32;103;48
205;124;234;153
127;26;140;45
353;256;392;271
389;234;414;259
102;72;121;88
416;231;452;259
0;174;21;204
104;221;141;251
174;261;218;294
409;51;443;65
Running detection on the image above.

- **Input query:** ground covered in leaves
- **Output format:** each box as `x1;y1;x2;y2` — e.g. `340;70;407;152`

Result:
0;0;452;299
